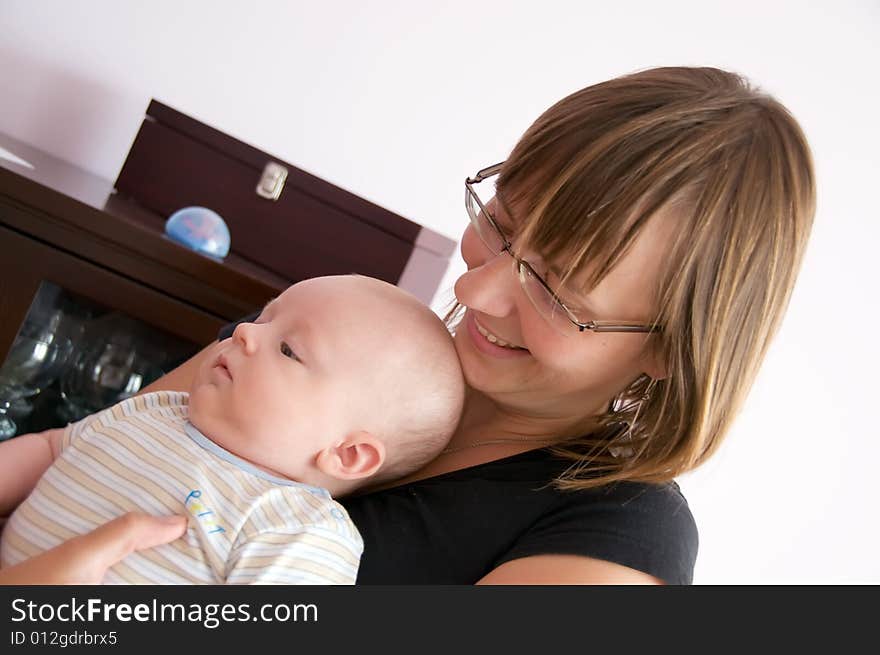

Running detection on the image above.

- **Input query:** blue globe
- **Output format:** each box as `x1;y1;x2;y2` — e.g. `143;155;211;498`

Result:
164;206;230;259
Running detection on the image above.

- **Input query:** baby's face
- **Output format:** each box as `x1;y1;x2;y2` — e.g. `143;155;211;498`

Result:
188;276;413;480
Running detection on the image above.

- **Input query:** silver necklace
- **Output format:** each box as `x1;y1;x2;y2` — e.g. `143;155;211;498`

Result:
440;436;556;455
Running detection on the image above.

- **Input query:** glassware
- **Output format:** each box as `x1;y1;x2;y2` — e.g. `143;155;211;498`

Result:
0;283;196;437
0;332;74;440
58;315;165;423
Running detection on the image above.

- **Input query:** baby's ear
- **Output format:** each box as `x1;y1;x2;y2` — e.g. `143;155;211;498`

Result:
315;431;385;481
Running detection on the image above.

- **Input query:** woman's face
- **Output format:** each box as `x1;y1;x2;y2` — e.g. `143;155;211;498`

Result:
452;195;677;425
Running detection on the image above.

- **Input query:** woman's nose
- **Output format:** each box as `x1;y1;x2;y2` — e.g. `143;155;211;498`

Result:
454;242;519;318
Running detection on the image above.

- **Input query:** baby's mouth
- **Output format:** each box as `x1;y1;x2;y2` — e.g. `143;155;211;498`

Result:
215;355;232;380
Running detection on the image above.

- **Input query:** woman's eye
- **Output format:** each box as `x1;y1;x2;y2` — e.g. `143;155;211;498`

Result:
280;341;299;362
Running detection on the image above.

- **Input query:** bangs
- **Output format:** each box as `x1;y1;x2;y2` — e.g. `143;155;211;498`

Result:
494;77;759;300
498;150;695;302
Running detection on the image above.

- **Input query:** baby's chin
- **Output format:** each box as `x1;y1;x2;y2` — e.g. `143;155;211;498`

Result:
186;384;223;439
186;367;225;419
187;401;242;461
186;383;203;418
186;402;208;438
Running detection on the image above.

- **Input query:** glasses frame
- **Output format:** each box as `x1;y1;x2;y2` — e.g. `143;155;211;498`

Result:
465;162;662;334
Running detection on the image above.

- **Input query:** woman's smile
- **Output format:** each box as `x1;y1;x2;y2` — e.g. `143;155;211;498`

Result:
464;310;531;359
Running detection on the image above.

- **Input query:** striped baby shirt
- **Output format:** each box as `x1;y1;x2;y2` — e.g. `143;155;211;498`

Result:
0;391;363;584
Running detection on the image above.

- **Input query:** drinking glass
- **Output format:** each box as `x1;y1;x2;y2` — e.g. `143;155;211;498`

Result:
58;317;164;423
0;333;74;440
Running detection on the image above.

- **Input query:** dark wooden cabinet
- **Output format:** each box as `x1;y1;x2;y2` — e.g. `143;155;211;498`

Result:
1;133;256;356
0;133;285;437
115;100;456;305
0;122;454;439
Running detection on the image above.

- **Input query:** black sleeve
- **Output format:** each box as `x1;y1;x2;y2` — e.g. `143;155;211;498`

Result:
217;312;261;341
495;482;699;585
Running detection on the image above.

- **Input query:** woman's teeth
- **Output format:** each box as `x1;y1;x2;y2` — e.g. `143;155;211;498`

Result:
475;320;524;350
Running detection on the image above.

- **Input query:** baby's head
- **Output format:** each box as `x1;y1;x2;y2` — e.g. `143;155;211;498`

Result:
189;275;465;495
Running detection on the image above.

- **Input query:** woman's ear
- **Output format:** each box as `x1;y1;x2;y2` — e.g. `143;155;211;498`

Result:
640;339;668;380
315;431;385;481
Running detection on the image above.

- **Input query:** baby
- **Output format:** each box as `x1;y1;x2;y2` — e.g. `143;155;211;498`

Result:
0;275;465;584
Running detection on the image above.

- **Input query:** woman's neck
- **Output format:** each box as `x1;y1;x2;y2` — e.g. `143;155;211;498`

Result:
355;387;607;495
446;386;603;452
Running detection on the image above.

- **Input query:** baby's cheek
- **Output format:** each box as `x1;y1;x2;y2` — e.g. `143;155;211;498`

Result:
234;394;288;439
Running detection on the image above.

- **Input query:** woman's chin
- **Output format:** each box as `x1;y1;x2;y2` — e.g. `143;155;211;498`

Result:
455;333;528;396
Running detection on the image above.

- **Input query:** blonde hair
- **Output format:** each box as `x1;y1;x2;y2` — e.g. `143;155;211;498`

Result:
458;66;816;491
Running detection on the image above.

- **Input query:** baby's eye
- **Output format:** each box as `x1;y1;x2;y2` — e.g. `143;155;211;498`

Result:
280;341;300;362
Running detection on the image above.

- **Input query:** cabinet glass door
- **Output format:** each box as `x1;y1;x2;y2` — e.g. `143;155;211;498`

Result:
0;281;200;440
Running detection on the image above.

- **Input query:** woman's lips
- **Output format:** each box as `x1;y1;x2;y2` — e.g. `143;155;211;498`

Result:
465;311;530;359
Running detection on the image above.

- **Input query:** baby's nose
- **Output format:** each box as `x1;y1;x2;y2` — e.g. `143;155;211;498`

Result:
232;322;259;354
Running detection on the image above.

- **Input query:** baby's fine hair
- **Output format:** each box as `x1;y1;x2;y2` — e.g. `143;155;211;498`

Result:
348;276;465;486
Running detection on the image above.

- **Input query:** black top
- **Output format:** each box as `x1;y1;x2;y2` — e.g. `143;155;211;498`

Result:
219;317;699;585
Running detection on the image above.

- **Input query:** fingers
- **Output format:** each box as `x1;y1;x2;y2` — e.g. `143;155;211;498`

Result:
0;513;188;585
130;514;189;551
85;513;188;565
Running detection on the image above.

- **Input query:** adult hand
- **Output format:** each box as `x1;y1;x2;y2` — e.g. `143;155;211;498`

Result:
0;513;187;585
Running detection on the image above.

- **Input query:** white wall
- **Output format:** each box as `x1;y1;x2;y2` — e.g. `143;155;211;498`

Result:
2;0;877;583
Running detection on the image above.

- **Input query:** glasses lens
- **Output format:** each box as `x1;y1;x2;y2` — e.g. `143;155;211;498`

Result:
466;187;506;254
518;262;576;335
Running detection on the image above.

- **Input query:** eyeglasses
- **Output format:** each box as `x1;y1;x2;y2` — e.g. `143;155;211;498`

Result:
465;162;662;335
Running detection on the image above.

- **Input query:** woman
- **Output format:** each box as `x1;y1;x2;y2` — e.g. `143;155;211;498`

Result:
2;65;815;584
